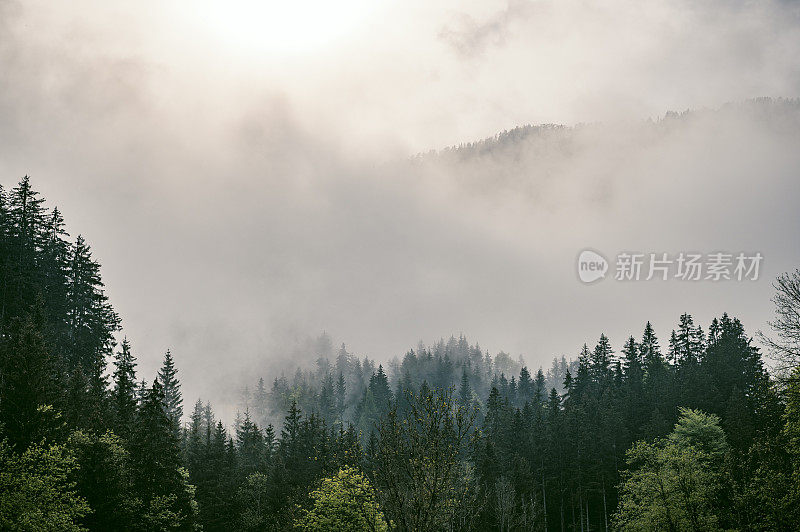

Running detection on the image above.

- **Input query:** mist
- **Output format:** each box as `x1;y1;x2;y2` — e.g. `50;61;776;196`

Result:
1;0;800;421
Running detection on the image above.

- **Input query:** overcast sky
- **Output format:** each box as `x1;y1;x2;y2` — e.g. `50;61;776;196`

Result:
2;0;799;421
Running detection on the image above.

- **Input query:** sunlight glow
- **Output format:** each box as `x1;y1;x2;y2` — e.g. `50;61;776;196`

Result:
193;0;377;55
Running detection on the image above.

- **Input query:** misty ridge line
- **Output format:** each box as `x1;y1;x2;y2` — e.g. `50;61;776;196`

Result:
413;97;800;158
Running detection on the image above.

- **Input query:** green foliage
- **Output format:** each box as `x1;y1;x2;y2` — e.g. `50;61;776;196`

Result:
68;430;135;531
0;438;90;531
111;338;138;442
785;366;800;463
614;409;729;531
294;466;388;532
0;297;63;449
158;350;183;438
237;473;273;531
783;366;800;520
668;408;729;458
130;380;198;530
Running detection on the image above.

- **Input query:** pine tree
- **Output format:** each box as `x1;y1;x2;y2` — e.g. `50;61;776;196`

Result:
535;368;546;404
319;372;337;426
459;367;472;407
39;207;71;356
111;337;137;442
65;235;119;374
1;177;46;330
335;343;351;379
671;313;704;367
130;380;196;529
336;372;346;423
518;366;533;405
368;365;393;416
186;399;205;473
236;410;264;477
254;377;269;429
158;349;183;438
0;295;62;449
591;334;613;384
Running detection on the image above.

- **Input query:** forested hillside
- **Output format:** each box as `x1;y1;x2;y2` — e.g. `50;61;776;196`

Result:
409;98;800;202
2;176;800;531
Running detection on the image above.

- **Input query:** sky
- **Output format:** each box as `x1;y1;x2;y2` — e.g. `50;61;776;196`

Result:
1;0;800;421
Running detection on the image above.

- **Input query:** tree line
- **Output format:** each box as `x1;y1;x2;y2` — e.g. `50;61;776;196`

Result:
1;175;799;531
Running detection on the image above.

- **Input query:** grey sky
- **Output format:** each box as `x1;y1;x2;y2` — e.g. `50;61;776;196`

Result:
1;0;799;421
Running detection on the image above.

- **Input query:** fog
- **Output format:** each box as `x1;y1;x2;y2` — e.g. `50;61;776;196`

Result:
1;0;799;421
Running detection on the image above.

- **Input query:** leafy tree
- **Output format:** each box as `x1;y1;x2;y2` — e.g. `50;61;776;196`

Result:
237;473;272;531
374;386;475;531
295;466;388;532
614;409;729;531
758;268;800;373
0;438;90;531
782;365;800;521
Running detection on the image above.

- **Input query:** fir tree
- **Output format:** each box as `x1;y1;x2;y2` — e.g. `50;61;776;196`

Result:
158;349;183;438
0;295;62;449
111;337;137;442
130;380;196;529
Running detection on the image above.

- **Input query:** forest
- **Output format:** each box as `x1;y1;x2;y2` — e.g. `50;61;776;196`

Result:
1;174;800;531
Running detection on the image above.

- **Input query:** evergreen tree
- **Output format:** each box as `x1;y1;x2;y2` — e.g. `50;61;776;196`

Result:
591;334;613;385
111;337;138;442
253;377;268;429
368;365;393;414
336;372;347;423
534;368;546;404
0;295;62;449
158;349;183;438
69;430;135;530
458;367;472;407
236;410;264;477
130;380;196;529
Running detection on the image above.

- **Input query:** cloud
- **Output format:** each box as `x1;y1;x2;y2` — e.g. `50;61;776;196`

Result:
439;0;535;58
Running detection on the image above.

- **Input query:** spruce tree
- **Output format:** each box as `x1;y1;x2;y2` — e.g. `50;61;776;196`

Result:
236;410;264;477
518;366;533;404
459;367;472;407
254;377;268;428
158;349;183;438
0;295;62;449
65;235;119;374
535;368;546;404
368;365;393;415
336;372;347;423
130;380;195;528
111;338;138;442
2;177;46;330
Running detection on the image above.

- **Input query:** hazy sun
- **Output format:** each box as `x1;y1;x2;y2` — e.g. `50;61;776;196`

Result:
192;0;377;54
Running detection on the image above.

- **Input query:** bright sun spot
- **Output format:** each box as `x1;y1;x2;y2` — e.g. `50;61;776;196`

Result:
192;0;377;55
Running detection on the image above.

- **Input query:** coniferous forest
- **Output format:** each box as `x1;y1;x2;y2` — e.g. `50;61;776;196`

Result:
2;175;800;531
